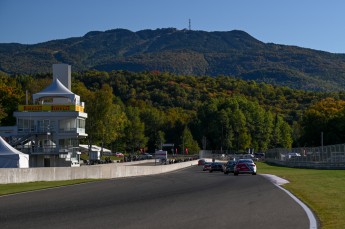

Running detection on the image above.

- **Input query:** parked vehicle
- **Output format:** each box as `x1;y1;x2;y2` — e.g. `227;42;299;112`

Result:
144;153;153;158
254;152;265;159
198;159;206;166
223;160;237;174
243;154;254;159
209;162;224;173
139;153;153;160
203;162;212;171
115;152;124;157
287;152;301;159
234;159;257;175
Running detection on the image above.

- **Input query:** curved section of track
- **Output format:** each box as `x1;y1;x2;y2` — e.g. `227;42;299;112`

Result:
0;166;310;229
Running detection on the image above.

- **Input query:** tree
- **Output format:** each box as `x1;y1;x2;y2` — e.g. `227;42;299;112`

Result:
154;131;165;150
0;104;7;125
124;106;148;154
102;103;127;148
300;98;345;146
79;84;127;153
180;127;200;154
0;75;25;125
246;105;273;152
73;82;97;148
271;115;292;148
197;99;221;150
279;121;293;148
96;85;127;153
231;109;251;152
140;106;165;152
217;110;230;151
164;107;196;146
260;111;274;151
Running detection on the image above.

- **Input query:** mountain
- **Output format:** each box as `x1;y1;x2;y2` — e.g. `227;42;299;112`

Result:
1;28;345;91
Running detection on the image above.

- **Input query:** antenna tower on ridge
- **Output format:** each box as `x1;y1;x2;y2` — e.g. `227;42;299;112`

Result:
189;19;191;30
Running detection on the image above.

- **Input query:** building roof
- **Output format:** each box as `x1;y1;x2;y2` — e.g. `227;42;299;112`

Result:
32;78;77;102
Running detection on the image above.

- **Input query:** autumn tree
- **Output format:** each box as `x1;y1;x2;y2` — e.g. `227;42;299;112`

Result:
300;98;345;146
75;83;127;153
0;75;24;125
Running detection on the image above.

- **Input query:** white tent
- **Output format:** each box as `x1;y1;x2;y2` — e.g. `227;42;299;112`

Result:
0;137;29;168
32;78;79;104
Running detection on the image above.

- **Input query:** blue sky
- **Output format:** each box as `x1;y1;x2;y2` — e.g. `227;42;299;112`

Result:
1;0;345;53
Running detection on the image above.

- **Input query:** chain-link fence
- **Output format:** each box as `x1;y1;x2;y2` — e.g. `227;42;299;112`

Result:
266;144;345;169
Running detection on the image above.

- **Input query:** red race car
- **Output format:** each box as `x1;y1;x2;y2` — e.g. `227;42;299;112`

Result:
234;159;257;175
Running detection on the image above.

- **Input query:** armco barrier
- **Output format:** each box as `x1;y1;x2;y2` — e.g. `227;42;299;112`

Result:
0;160;198;184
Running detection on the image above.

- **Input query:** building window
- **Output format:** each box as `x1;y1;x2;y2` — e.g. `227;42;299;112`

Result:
37;120;53;133
76;118;86;134
59;138;79;156
77;119;85;129
17;118;34;132
59;119;76;132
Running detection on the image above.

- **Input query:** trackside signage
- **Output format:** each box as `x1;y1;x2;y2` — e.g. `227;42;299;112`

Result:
18;105;84;112
155;150;167;160
22;105;42;111
51;105;70;111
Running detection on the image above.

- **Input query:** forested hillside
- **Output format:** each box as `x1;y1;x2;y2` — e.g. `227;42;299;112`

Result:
2;28;345;91
2;70;345;153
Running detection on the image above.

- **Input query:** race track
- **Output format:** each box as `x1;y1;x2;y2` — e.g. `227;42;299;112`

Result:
0;165;310;229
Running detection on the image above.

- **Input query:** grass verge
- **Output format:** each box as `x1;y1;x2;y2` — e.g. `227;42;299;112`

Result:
258;162;345;229
0;179;99;196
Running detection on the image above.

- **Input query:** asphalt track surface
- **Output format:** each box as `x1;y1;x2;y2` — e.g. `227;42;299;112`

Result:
0;165;310;229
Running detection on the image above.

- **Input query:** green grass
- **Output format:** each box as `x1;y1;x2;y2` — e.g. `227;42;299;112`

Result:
0;179;99;196
258;162;345;229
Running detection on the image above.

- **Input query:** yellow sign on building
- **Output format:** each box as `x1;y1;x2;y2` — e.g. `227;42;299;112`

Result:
18;105;84;112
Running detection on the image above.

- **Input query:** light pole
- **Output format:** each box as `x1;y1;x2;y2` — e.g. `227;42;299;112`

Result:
46;124;50;153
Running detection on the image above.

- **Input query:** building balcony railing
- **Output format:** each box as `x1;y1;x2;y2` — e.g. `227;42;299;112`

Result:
20;145;79;155
17;127;85;135
20;146;60;155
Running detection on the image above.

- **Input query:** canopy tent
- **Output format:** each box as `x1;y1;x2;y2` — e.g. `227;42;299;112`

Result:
0;137;29;168
32;78;79;104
